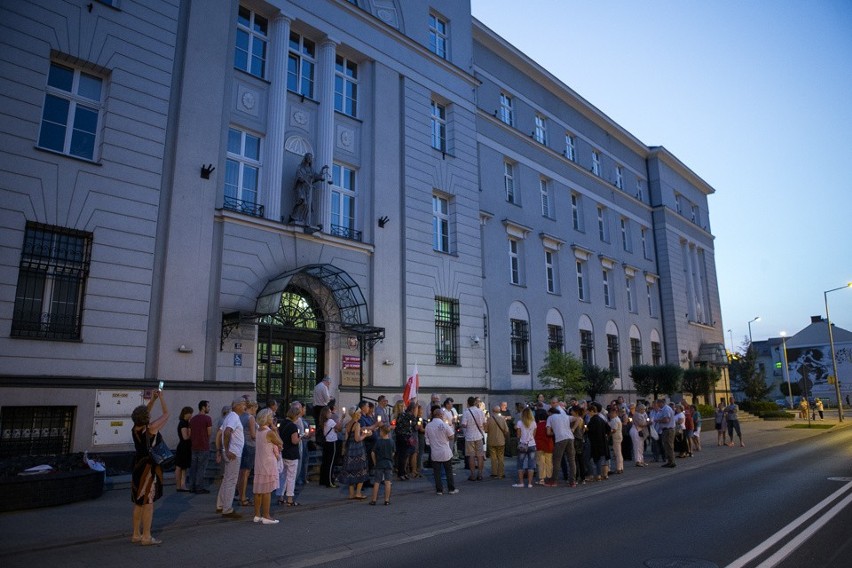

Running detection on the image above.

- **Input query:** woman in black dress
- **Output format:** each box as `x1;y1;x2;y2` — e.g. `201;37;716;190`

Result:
130;390;169;545
174;406;193;492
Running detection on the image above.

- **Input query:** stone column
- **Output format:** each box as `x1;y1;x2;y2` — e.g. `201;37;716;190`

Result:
314;36;338;230
264;13;291;223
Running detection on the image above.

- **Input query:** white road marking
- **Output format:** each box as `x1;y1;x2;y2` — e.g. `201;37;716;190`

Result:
725;479;852;568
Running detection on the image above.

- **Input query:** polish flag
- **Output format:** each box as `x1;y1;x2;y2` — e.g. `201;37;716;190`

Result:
403;364;419;406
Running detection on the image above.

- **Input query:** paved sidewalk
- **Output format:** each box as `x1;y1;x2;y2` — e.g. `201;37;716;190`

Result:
0;415;846;560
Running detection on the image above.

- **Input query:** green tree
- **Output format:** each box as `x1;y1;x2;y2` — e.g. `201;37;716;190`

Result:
682;367;718;403
630;364;684;400
537;350;585;400
583;364;615;401
730;342;770;401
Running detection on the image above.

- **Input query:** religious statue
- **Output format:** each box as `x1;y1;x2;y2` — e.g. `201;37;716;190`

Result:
288;152;329;226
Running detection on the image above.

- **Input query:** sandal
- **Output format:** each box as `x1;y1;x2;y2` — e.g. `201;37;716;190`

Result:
277;497;285;505
240;499;252;506
354;495;366;500
369;500;376;506
384;501;390;506
286;501;300;507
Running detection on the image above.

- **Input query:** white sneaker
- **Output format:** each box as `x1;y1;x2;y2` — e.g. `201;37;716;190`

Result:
512;483;524;488
448;489;459;495
253;516;262;523
261;518;279;525
527;484;533;488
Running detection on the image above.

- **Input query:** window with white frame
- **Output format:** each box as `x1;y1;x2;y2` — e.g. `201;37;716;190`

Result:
591;150;601;175
224;128;262;217
509;238;521;285
288;32;315;98
571;193;582;231
432;193;451;253
435;297;459;365
499;93;514;126
504;160;516;204
602;268;613;307
565;133;576;161
615;165;624;189
620;218;632;252
626;275;636;313
334;55;358;117
675;192;683;214
430;99;447;152
641;227;650;259
330;164;357;240
11;221;93;340
647;281;657;317
534;114;547;145
576;260;587;301
235;6;268;78
510;319;530;374
636;178;644;202
548;324;564;352
607;333;620;376
580;329;594;366
545;250;557;294
597;206;609;242
691;204;700;225
37;61;104;161
428;13;448;59
630;337;642;367
540;178;550;217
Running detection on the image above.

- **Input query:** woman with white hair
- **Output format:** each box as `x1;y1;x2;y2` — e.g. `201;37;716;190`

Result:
253;408;282;524
630;403;648;467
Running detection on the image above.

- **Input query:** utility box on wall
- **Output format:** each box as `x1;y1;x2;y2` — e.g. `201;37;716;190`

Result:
92;390;142;446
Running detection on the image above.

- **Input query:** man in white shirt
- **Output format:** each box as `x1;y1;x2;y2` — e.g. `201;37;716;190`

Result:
545;405;576;487
424;407;458;495
460;396;486;481
216;398;246;517
312;376;332;434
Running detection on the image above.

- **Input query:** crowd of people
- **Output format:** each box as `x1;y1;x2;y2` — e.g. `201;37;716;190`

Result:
128;384;746;544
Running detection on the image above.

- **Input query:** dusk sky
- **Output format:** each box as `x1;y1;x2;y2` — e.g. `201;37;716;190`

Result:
471;0;852;350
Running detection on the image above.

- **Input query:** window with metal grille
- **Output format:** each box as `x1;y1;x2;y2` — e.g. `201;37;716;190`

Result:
510;319;529;373
631;337;642;367
548;324;564;352
12;222;92;340
435;297;459;365
580;329;594;366
607;333;620;376
651;341;662;366
0;406;74;458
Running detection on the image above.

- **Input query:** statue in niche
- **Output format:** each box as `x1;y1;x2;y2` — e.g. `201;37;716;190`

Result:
287;153;329;227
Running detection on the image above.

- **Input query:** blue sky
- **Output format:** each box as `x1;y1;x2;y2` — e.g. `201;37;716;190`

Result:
471;0;852;349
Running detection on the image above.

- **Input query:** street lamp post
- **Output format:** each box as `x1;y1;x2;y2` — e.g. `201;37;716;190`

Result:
780;332;793;410
747;316;761;349
824;283;851;422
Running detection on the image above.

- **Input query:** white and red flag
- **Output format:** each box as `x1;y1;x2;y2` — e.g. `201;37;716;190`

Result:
403;364;419;406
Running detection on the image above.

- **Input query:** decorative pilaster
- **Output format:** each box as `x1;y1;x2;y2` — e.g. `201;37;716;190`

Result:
315;36;338;230
264;13;292;223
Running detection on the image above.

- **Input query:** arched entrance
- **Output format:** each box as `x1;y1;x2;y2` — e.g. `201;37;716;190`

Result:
256;288;324;406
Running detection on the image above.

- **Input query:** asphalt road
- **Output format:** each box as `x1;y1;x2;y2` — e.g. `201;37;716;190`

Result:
2;419;851;568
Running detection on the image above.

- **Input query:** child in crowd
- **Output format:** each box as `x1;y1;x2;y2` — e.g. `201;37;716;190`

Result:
370;425;394;505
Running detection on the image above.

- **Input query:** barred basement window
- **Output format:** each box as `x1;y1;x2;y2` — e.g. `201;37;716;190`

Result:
435;297;459;365
580;329;594;366
510;319;529;373
607;333;620;376
12;222;92;340
0;406;74;458
547;324;564;352
631;337;642;367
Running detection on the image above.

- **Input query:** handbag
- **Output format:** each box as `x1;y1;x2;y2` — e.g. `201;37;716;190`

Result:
148;432;175;469
517;442;529;453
